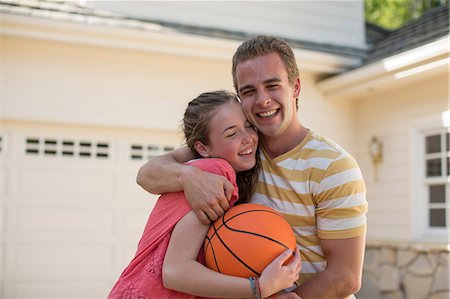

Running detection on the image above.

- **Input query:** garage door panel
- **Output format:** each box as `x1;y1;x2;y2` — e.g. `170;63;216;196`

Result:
0;205;4;234
12;206;114;234
9;243;113;269
11;169;116;198
113;241;140;275
6;282;111;299
117;207;153;236
6;232;114;244
115;169;160;203
2;122;180;298
0;167;6;199
0;242;4;279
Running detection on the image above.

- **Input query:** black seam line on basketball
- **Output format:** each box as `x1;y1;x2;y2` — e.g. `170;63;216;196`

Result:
209;239;221;273
213;224;260;276
209;222;221;273
204;222;216;250
208;209;281;240
207;213;227;240
205;216;221;250
206;209;286;277
222;210;290;250
205;221;221;272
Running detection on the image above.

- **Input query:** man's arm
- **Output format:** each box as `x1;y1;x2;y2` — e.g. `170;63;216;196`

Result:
136;147;194;194
136;147;234;223
295;236;366;299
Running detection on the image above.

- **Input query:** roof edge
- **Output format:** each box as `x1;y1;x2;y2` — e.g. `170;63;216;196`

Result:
0;12;360;73
317;36;449;99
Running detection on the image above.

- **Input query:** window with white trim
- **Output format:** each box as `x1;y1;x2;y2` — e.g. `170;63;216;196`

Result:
424;129;449;231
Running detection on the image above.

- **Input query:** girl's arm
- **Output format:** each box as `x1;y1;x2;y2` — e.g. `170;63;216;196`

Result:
162;210;301;298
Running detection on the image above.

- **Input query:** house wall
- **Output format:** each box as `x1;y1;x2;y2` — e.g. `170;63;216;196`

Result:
90;0;367;49
2;34;359;154
300;73;359;156
348;67;450;299
354;73;449;241
2;35;232;131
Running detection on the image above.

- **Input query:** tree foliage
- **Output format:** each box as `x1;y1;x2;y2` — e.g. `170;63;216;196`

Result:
365;0;449;30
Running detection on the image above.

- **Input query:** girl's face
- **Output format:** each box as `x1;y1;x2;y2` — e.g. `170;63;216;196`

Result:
197;100;258;173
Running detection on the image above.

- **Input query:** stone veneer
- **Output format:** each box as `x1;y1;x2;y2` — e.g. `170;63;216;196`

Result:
357;240;449;299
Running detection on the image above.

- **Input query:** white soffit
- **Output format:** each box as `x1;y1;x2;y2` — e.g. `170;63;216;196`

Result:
0;13;358;73
318;36;450;100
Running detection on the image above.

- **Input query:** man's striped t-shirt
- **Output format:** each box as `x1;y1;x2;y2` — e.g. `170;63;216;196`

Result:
251;130;368;284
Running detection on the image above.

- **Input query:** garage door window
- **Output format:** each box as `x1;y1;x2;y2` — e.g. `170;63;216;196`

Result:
130;144;175;160
25;137;110;158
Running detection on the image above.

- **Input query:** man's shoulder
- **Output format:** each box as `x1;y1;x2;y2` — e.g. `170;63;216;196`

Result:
306;132;364;182
303;131;360;162
307;131;349;155
300;131;362;173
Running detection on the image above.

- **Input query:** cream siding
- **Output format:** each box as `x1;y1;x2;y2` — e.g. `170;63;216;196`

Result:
354;74;449;241
300;73;359;156
2;35;232;131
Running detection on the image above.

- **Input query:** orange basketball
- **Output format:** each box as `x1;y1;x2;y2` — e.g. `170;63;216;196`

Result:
204;203;297;278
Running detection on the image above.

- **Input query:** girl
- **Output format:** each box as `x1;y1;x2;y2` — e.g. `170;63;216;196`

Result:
108;91;301;298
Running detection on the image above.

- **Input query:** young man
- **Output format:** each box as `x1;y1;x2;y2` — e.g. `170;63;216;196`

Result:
137;35;368;299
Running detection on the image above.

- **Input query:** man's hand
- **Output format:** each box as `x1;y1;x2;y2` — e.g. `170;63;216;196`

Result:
180;165;234;224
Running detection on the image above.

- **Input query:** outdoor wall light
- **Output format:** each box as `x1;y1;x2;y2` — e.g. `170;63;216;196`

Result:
369;136;383;164
369;136;383;181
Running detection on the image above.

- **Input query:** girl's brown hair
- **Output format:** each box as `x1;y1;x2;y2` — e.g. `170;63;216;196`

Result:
182;90;260;202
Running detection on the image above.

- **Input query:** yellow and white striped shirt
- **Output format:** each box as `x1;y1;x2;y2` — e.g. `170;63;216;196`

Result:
251;131;368;284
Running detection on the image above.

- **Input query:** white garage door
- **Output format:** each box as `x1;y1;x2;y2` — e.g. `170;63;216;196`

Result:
0;121;179;298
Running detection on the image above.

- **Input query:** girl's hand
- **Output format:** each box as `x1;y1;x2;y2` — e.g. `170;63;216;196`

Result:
258;247;302;298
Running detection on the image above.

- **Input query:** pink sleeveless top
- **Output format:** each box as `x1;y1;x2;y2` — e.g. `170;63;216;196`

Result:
108;158;239;299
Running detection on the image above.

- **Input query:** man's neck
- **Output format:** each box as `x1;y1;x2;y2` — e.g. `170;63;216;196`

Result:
261;123;309;159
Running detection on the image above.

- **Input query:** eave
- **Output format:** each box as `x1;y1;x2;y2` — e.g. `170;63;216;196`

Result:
0;13;361;74
318;36;449;100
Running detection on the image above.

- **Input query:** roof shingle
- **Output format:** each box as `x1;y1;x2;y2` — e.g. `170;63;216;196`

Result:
364;5;449;64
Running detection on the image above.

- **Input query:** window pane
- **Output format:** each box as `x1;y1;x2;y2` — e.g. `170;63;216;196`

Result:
446;132;449;151
429;209;446;227
426;135;441;154
448;157;450;176
429;185;446;203
426;158;442;177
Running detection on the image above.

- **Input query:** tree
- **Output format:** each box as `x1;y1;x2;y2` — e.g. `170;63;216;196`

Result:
365;0;449;30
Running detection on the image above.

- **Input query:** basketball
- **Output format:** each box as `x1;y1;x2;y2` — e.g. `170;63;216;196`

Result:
204;203;297;278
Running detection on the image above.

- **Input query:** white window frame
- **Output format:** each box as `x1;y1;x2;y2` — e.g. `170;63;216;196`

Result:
412;112;450;242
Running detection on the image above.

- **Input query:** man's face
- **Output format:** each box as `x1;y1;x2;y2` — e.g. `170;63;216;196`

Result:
235;53;300;140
